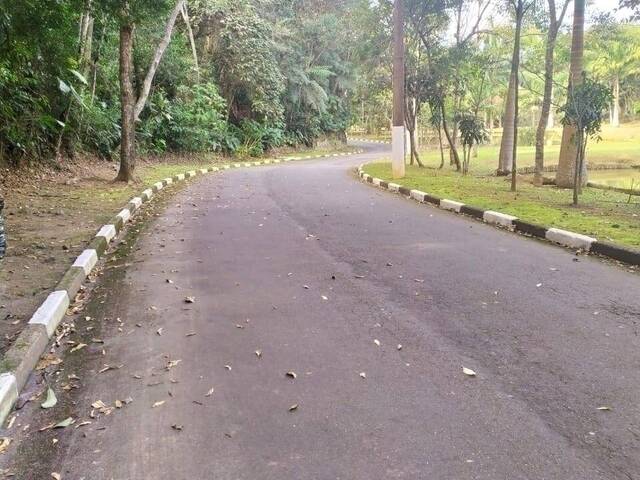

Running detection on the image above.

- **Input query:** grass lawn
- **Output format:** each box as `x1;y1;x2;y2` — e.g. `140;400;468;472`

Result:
365;162;640;249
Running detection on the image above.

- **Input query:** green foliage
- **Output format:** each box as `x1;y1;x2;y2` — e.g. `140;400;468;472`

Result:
559;75;613;139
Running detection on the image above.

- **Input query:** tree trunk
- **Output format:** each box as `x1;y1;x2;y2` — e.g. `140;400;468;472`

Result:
534;35;558;185
441;103;461;171
498;58;517;175
116;17;136;182
134;0;186;121
612;75;620;127
181;3;200;82
510;2;524;192
437;126;445;169
556;0;586;188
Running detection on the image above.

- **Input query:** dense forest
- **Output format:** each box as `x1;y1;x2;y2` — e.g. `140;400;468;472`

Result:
1;0;639;183
0;0;355;179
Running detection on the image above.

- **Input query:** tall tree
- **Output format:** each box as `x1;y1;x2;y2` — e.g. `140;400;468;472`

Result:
533;0;571;186
555;0;585;188
497;0;534;184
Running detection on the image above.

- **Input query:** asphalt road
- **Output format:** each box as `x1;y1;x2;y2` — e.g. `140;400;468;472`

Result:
5;143;640;479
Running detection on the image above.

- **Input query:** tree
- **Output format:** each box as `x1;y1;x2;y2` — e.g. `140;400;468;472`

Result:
558;74;612;205
589;24;640;128
0;195;5;259
497;0;535;183
116;0;186;182
533;0;571;186
556;0;585;188
457;113;489;174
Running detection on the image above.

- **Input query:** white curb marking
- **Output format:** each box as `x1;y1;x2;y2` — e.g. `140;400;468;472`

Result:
129;197;143;211
117;208;131;224
410;190;427;202
72;249;98;275
200;168;208;174
175;173;185;181
440;199;465;212
96;224;117;243
154;181;164;191
0;374;18;424
142;189;153;201
28;290;70;337
484;211;518;228
546;228;596;250
387;183;401;192
163;177;173;185
373;178;382;186
187;170;197;177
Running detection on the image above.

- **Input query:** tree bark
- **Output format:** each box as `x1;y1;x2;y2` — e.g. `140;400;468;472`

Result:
441;103;461;171
534;0;570;186
556;0;586;188
116;16;136;182
498;57;517;175
612;75;620;127
181;2;200;82
133;0;186;121
510;1;524;192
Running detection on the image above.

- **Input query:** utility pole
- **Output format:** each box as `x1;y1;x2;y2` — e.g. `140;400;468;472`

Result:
392;0;406;178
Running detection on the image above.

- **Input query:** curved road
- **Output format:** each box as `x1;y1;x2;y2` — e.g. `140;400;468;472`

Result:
6;143;640;479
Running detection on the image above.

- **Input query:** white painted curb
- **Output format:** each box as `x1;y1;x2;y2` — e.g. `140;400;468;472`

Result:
28;290;70;337
154;181;164;191
117;208;131;224
129;197;143;211
72;249;98;275
175;173;185;181
484;211;518;229
440;199;465;212
546;228;596;250
410;190;427;202
163;177;173;185
142;189;153;201
388;183;401;192
96;224;117;243
0;374;18;423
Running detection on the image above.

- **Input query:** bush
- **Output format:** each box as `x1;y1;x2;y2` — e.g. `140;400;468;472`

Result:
140;83;238;154
517;127;536;146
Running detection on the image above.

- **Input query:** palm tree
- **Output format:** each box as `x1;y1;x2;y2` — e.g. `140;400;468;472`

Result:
556;0;585;189
589;27;640;127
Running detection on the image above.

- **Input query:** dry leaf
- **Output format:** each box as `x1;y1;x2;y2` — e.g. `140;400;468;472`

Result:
41;388;57;409
185;296;196;304
359;372;367;379
36;354;62;371
69;343;87;353
597;406;611;411
166;359;181;371
51;473;61;480
289;404;299;412
171;424;183;431
462;367;477;377
156;328;163;336
0;437;11;454
205;388;215;397
286;371;297;379
224;365;232;371
54;417;74;429
374;339;381;347
152;401;165;408
321;295;328;300
397;344;403;350
255;350;262;358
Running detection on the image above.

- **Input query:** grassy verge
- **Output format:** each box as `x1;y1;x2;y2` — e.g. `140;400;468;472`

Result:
365;162;640;249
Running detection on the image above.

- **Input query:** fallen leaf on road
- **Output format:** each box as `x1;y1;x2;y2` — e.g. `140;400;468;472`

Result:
171;424;183;431
186;332;196;337
286;371;297;379
70;343;87;353
597;406;611;411
289;404;299;412
114;400;123;409
354;275;365;279
536;283;542;288
152;401;165;408
397;344;403;350
359;372;367;379
156;328;163;336
36;355;62;371
224;365;232;371
41;388;57;409
184;296;196;303
166;359;181;371
374;339;381;347
462;367;477;377
54;417;74;429
303;285;310;289
75;421;91;428
0;437;11;454
321;295;328;300
255;350;262;358
51;473;61;480
205;388;215;397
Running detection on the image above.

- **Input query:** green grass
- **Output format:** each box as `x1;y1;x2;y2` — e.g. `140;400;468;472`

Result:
365;162;640;248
